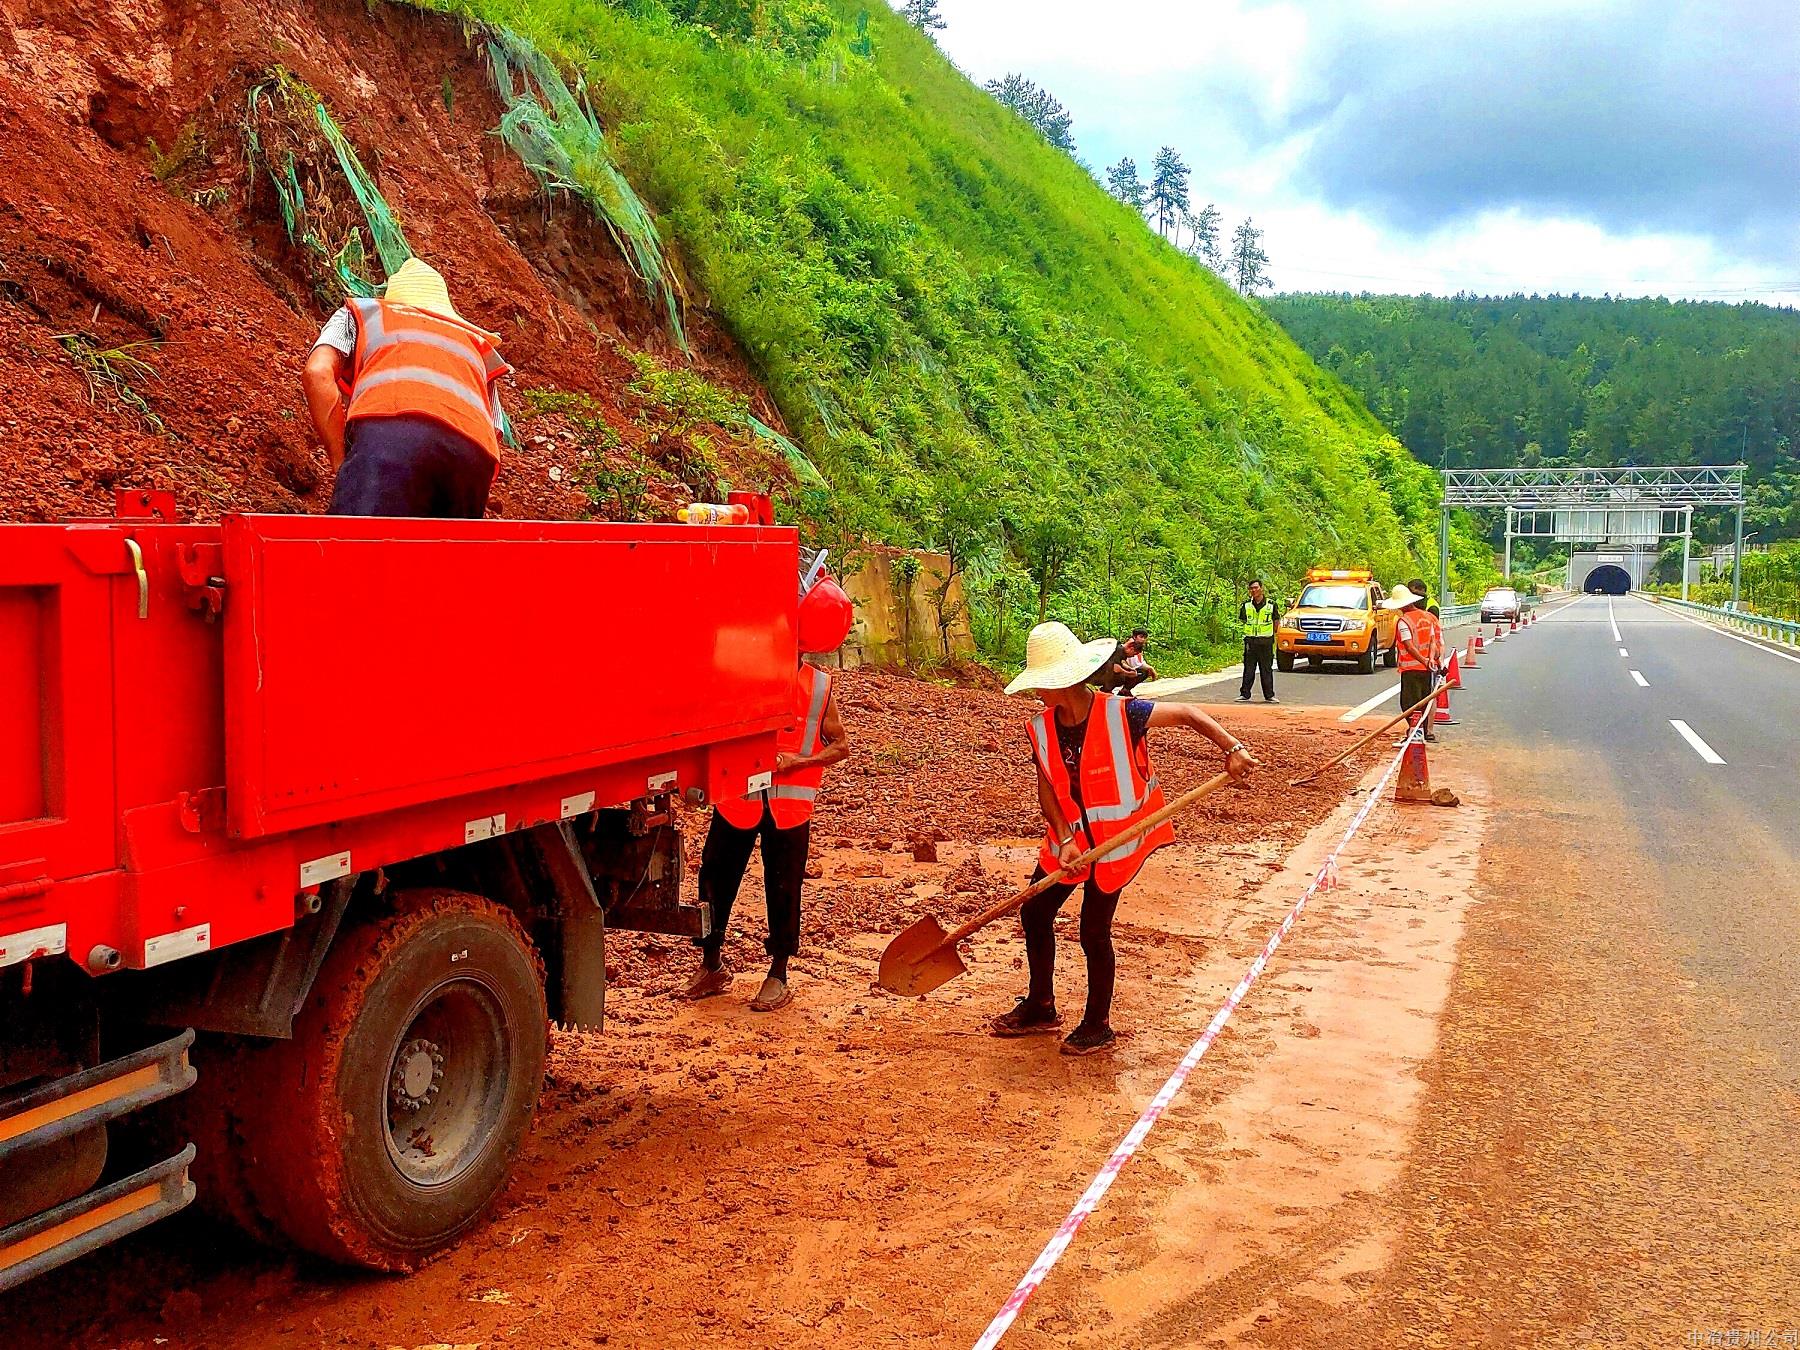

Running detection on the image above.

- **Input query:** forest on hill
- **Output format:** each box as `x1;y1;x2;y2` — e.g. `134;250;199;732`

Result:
1265;294;1800;544
415;0;1491;659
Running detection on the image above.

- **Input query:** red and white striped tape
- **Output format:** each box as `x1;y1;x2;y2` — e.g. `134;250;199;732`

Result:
970;722;1425;1350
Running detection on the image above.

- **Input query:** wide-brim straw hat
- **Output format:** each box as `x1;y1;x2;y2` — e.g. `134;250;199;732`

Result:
1005;621;1119;695
383;257;499;341
1381;584;1423;610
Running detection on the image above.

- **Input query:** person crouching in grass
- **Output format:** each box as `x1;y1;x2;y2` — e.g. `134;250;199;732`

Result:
991;622;1257;1056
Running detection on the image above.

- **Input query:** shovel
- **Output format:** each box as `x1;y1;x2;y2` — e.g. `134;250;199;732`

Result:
877;770;1234;997
1289;684;1440;787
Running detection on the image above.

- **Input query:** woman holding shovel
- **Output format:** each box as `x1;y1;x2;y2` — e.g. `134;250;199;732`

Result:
993;622;1257;1055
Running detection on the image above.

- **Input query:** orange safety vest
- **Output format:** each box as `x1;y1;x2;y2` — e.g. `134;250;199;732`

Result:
1027;693;1174;893
1397;608;1441;672
717;664;832;831
346;298;510;460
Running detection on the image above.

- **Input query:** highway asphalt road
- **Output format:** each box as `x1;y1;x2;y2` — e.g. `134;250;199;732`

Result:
1460;592;1800;1081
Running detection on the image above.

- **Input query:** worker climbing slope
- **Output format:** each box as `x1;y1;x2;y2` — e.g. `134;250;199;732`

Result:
992;622;1257;1056
301;257;512;518
684;573;855;1012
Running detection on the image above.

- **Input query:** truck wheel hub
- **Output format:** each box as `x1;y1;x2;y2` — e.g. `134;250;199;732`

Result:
391;1038;444;1112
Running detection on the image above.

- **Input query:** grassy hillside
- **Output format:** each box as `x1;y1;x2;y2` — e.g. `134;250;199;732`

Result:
1267;293;1800;546
419;0;1489;659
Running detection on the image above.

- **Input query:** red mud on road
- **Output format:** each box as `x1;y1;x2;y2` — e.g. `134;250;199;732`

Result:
0;671;1364;1348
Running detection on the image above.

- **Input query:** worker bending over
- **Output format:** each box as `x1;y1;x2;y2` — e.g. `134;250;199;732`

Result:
302;257;510;518
994;622;1256;1056
685;577;855;1012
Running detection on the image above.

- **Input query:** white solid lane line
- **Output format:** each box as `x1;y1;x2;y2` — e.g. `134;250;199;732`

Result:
1619;647;1629;657
1649;597;1800;669
1670;719;1726;765
1341;683;1401;723
1630;670;1649;687
1608;597;1622;643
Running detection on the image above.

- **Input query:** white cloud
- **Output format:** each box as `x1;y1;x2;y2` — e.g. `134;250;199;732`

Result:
924;0;1799;305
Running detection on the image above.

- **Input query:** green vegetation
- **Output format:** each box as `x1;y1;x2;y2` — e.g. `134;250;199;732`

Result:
411;0;1488;670
1266;293;1800;547
54;335;165;435
1651;541;1800;622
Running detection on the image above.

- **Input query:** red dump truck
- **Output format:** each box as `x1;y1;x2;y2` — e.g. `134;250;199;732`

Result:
0;492;797;1290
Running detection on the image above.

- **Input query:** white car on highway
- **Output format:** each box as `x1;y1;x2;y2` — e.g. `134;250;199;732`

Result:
1479;586;1522;622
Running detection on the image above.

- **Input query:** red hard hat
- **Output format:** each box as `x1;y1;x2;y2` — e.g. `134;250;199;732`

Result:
797;577;853;654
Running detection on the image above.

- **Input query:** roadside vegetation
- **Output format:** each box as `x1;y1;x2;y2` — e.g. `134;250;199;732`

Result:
406;0;1491;672
1268;293;1800;555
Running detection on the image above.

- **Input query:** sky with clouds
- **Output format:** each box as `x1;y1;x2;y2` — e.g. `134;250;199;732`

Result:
916;0;1799;304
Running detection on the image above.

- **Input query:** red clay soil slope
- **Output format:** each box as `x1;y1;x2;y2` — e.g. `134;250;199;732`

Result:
0;0;789;524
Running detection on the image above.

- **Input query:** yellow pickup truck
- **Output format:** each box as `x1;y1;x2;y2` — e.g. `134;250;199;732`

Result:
1276;568;1399;674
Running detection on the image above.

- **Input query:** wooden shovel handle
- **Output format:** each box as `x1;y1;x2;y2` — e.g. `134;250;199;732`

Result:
1290;683;1439;786
934;769;1236;951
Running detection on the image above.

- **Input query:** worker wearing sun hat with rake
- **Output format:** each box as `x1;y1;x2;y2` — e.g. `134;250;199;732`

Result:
302;257;511;518
994;621;1257;1056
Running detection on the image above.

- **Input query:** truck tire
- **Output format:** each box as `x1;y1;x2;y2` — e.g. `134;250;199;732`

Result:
1276;652;1295;673
239;890;546;1270
1356;644;1377;674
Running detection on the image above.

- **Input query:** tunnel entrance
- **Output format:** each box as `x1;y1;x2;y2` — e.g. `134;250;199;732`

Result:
1583;564;1631;595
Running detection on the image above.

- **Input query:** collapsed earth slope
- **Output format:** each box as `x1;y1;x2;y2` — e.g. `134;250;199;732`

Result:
0;0;787;524
2;0;1480;617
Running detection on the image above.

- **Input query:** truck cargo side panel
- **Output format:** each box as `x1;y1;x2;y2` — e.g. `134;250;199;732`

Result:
0;529;119;905
222;516;795;839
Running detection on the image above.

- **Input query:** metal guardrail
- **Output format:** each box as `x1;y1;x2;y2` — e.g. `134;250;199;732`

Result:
1642;594;1800;648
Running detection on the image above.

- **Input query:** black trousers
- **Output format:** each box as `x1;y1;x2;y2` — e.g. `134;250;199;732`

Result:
695;810;809;959
1400;669;1436;739
1240;637;1275;698
329;415;496;518
1020;867;1124;1030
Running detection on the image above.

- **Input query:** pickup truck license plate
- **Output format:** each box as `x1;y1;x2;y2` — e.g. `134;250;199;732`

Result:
1305;632;1333;644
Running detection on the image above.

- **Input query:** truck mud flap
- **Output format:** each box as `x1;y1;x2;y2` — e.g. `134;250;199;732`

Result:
0;1030;196;1165
0;1146;196;1293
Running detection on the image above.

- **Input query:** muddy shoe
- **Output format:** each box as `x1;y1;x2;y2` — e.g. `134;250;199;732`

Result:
749;976;793;1012
1060;1024;1117;1057
991;998;1063;1038
683;964;732;1001
1430;787;1461;807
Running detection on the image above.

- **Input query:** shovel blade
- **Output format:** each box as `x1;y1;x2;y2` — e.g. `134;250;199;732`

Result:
877;914;968;996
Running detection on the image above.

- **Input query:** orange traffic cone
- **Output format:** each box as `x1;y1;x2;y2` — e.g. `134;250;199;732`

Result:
1474;631;1486;652
1433;682;1456;725
1446;649;1463;688
1464;637;1479;667
1493;622;1505;643
1394;736;1433;803
1509;615;1519;633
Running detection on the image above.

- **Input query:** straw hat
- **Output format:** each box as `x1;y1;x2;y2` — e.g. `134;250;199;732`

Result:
1381;584;1423;610
1005;622;1118;696
383;258;498;339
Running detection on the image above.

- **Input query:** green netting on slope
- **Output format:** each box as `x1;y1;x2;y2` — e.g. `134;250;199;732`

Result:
748;414;829;489
482;27;689;353
244;72;412;300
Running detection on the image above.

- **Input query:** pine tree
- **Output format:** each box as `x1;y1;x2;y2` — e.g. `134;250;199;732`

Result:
1147;146;1189;238
900;0;946;37
985;74;1076;152
1229;217;1271;294
1184;202;1222;269
1105;157;1146;214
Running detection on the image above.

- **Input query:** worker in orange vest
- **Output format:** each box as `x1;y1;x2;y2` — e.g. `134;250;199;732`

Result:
302;258;511;518
1384;581;1441;742
992;622;1257;1056
684;577;855;1012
